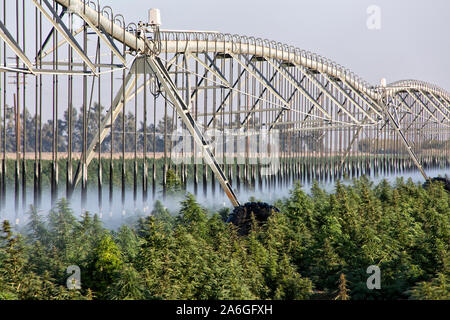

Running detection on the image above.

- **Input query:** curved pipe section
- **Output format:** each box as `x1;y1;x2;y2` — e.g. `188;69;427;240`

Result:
54;2;450;114
159;32;450;106
159;31;379;100
385;80;450;102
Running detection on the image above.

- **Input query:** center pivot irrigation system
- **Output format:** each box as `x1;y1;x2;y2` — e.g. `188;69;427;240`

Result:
0;0;449;214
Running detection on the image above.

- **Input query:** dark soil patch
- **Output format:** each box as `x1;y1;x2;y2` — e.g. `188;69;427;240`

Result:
423;177;450;192
227;202;280;236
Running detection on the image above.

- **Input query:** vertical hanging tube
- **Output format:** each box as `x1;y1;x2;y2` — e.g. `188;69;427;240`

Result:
51;32;56;204
173;48;179;180
50;0;57;206
0;15;2;212
211;57;216;197
97;32;102;217
220;57;226;195
1;0;5;211
142;57;148;211
121;31;126;216
169;54;177;192
121;42;127;215
244;68;249;191
227;57;233;193
235;59;241;194
202;53;208;197
109;45;114;217
133;50;137;213
66;10;72;201
14;0;20;219
14;93;19;218
192;54;198;196
21;0;27;212
81;3;88;212
181;55;187;188
163;56;168;199
34;4;39;207
152;69;156;199
54;0;59;207
37;2;42;207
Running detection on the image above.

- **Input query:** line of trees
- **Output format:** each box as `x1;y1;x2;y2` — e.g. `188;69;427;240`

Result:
0;104;329;155
0;104;174;153
0;177;448;300
358;138;450;154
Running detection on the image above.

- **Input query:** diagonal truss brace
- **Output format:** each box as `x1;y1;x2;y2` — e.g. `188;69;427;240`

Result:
71;58;140;188
342;79;383;118
269;61;332;120
441;96;450;112
242;69;280;128
148;56;241;207
428;92;450;118
395;92;414;113
188;53;230;86
298;65;361;125
32;0;97;75
338;116;373;171
0;21;35;73
75;9;126;65
230;53;291;110
407;89;445;126
381;98;428;180
205;54;249;128
36;7;67;61
39;25;85;61
261;60;332;131
324;74;378;124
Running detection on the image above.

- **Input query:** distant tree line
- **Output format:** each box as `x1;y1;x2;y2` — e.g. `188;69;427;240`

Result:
358;138;450;154
0;104;329;155
0;104;174;153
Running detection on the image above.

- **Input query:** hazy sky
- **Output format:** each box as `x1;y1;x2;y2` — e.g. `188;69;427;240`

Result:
99;0;450;91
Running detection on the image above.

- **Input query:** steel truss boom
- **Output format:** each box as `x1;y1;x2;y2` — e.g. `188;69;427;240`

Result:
0;0;448;214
